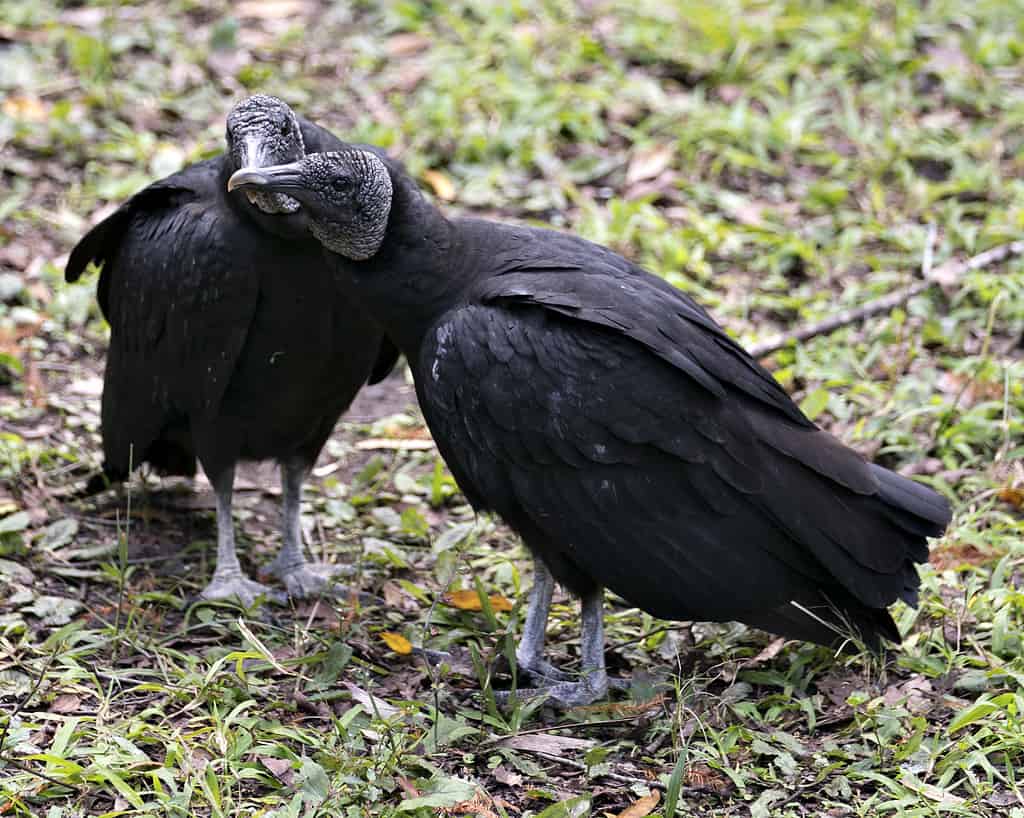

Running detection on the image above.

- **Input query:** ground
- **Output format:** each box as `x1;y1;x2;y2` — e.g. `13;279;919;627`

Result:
1;1;1024;816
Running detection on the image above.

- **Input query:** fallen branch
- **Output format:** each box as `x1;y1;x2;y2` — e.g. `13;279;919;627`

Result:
748;237;1024;358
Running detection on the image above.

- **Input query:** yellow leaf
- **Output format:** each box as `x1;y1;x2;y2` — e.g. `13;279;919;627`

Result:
444;590;513;612
422;169;456;201
380;631;412;654
3;95;48;122
615;790;660;818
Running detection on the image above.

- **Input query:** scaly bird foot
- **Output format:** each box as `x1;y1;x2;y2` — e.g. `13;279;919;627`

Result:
200;570;284;607
515;654;575;685
495;676;610;709
269;560;344;598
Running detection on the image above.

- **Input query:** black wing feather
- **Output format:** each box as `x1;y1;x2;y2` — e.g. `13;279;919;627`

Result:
419;292;947;646
65;159;260;475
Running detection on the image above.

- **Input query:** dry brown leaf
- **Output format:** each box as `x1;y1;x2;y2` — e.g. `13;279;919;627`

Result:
492;764;522;787
444;589;513;612
443;794;501;818
380;631;413;654
997;486;1024;509
742;636;787;667
685;763;734;796
625;144;674;185
614;790;660;818
259;756;294;784
292;599;341;630
930;541;988;571
49;694;81;714
381;580;419;613
387;33;431;57
423;169;456;201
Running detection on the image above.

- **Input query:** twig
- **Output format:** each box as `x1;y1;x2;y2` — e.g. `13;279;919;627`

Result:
748;238;1024;358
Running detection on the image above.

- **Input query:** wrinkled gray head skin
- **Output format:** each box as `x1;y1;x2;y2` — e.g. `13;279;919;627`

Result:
225;94;305;215
227;150;393;261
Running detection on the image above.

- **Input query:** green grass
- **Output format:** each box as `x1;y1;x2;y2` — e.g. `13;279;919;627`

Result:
1;0;1023;815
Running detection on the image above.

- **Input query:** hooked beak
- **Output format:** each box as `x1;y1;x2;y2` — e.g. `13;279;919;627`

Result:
227;162;305;194
236;136;270;175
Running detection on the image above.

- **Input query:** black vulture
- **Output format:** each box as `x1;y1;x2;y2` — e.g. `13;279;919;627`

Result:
65;99;398;605
229;151;951;706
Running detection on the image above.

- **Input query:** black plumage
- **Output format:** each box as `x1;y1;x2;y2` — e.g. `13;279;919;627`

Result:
230;151;951;704
66;99;397;604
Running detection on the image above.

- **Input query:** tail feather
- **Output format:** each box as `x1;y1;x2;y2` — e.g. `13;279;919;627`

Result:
871;464;952;534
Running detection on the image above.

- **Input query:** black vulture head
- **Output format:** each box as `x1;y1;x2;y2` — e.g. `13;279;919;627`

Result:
227;150;393;261
225;94;305;215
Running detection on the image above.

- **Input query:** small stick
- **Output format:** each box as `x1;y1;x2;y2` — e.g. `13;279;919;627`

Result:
747;237;1024;358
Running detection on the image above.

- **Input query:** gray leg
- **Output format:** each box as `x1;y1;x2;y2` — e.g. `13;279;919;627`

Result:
200;466;279;606
266;458;345;597
503;587;612;708
515;558;573;684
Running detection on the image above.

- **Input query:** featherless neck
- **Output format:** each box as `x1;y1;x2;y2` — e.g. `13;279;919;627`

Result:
342;170;468;352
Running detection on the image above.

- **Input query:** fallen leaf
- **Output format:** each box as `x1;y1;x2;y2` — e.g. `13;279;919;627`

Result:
387;33;431;57
492;764;522;787
292;599;341;630
444;793;502;818
22;596;82;626
742;636;787;667
2;96;49;121
382;580;420;612
997;486;1024;509
423;169;456;201
929;541;989;571
444;589;513;612
685;763;735;796
259;756;294;784
381;631;413;654
343;681;401;719
625;144;674;185
49;694;81;714
613;790;659;818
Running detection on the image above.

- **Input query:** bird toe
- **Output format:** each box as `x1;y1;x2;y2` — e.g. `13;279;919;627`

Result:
274;562;346;598
200;572;283;607
495;678;608;709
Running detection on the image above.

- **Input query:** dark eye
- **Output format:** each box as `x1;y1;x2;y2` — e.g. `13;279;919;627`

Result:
332;176;353;192
279;119;291;135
